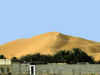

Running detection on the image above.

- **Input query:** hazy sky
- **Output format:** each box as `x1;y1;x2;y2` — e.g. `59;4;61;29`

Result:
0;0;100;45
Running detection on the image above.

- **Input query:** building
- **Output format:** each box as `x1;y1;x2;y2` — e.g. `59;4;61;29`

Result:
0;59;48;75
0;59;11;74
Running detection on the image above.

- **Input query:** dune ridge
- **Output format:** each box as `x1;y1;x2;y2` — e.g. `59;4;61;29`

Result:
0;31;100;61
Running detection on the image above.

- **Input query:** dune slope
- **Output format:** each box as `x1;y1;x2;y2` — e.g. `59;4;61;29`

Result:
0;31;100;61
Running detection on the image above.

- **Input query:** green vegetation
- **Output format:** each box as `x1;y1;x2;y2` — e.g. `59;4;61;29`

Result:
12;47;98;64
11;56;22;62
0;55;6;59
1;47;100;64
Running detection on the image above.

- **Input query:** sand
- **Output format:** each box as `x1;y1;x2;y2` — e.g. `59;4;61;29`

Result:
0;31;100;61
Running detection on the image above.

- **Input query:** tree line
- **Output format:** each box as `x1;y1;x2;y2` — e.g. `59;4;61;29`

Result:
1;47;100;64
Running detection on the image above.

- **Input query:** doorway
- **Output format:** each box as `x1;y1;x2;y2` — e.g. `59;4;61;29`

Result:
30;65;35;74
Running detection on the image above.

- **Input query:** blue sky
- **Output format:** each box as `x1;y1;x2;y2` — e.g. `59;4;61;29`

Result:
0;0;100;45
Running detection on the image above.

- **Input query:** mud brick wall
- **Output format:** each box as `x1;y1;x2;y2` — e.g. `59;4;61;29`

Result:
11;62;20;75
35;64;100;75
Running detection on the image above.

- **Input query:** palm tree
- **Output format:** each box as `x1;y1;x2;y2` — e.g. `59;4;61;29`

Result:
47;54;53;63
64;50;73;64
54;49;67;63
70;47;95;64
34;53;42;62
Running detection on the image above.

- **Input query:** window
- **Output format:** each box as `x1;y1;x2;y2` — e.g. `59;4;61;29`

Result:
7;67;10;72
1;68;4;72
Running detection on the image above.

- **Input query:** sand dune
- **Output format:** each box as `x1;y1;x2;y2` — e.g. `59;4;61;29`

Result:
0;31;100;61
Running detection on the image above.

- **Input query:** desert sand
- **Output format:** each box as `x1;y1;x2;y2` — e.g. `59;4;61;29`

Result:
0;31;100;61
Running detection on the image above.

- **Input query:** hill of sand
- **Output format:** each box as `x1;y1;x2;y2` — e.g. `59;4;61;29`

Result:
0;31;100;61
